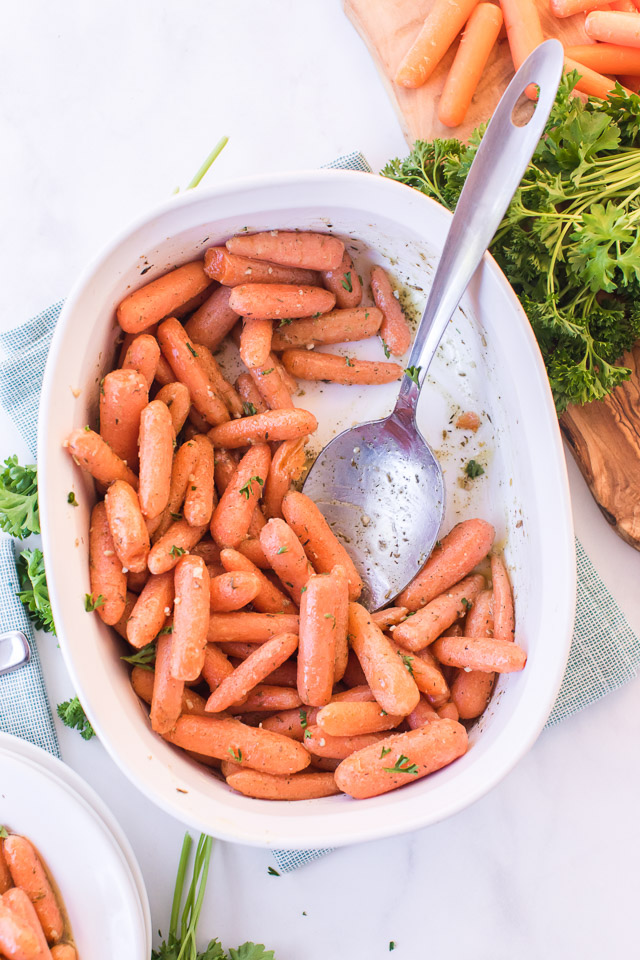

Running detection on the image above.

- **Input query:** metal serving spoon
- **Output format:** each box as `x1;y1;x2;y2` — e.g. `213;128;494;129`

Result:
303;40;563;610
0;630;30;676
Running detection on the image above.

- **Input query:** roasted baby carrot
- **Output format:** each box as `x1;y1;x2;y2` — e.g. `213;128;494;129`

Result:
166;715;310;774
226;231;345;271
210;444;271;549
228;684;302;714
200;643;235;693
262;439;307;520
237;538;270;568
226;769;339;800
208;408;317;448
219;548;296;613
65;427;138;489
147;519;207;575
491;554;515;641
236;373;269;415
259;517;314;602
170;554;211;681
138;399;174;519
262;705;320;740
437;701;459;721
406;695;440;728
248;365;293;411
50;944;77;960
99;368;148;470
131;664;207;716
282;490;363;600
395;0;481;88
297;571;338;706
1;887;52;959
393;574;485;651
331;564;350;683
157;317;230;426
208;571;261;611
184;285;239;351
205;247;319;286
349;602;420;716
303;725;392;759
4;835;63;943
153;439;200;541
229;283;336;321
0;894;45;960
155;382;191;435
320;250;362;309
122;333;160;388
271;306;382;350
370;266;412;356
126;570;174;647
335;718;468;798
553;0;618;15
192;343;244;419
207;611;299;643
585;9;640;44
89;501;127;625
316;701;403;737
398;518;495;610
240;317;273;369
282;348;403;385
0;842;11;895
387;636;450;706
104;479;150;573
117;260;211;333
438;3;503;128
372;607;410;628
205;632;299;712
150;633;184;735
432;635;527;672
184;435;215;527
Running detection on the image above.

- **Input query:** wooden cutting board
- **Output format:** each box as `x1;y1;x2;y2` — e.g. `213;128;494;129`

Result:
345;0;640;551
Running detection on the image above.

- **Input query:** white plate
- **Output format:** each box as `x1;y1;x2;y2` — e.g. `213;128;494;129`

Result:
0;732;151;958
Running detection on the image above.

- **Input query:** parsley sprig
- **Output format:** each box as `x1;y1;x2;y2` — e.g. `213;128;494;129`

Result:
239;476;264;500
56;696;95;740
17;549;56;634
382;753;420;776
0;457;39;538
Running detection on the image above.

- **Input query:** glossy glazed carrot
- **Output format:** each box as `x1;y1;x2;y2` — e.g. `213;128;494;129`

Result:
335;719;468;798
89;501;127;625
219;548;296;613
282;490;363;600
303;725;392;759
192;343;244;419
50;945;77;960
316;701;403;736
170;555;211;681
131;665;207;716
395;0;481;87
112;591;138;639
398;518;495;610
370;266;412;355
117;261;211;333
227;232;344;270
207;612;299;643
154;354;175;386
261;705;320;740
157;317;230;426
432;635;527;672
320;250;362;309
1;888;52;959
122;333;160;388
281;348;403;384
208;571;261;611
184;435;215;527
240;317;273;369
155;382;191;435
104;479;150;573
386;636;450;706
406;695;440;728
99;369;148;470
393;574;485;651
4;835;62;943
205;246;320;286
259;518;314;603
138;400;174;519
184;285;239;352
229;284;336;321
208;408;317;447
236;373;269;415
150;633;184;735
147;520;208;575
205;632;299;712
271;305;382;350
491;554;515;641
331;564;350;683
371;606;410;628
126;570;174;647
237;537;270;568
0;842;11;895
349;602;420;716
228;684;302;714
210;444;271;549
65;428;138;489
438;3;503;127
437;701;460;721
297;572;338;706
226;769;339;800
166;715;310;774
248;365;293;411
552;0;610;13
153;439;200;541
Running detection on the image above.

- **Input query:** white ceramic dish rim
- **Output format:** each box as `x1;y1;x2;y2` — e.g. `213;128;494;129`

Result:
38;169;576;848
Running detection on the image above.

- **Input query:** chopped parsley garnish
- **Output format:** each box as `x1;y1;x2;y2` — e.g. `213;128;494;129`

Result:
267;867;280;876
299;709;308;730
186;342;198;357
341;271;353;292
122;641;158;670
228;747;243;763
67;491;78;506
56;696;95;741
277;546;288;555
465;459;485;479
398;652;414;676
461;597;472;611
380;746;391;758
170;545;187;558
405;365;421;385
84;592;105;612
243;402;258;417
279;318;293;327
261;368;274;376
382;754;419;775
381;340;391;359
345;357;354;367
239;476;264;499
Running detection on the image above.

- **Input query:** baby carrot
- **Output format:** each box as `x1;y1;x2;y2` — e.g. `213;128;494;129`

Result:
3;835;63;943
154;354;175;386
343;649;368;687
331;564;350;683
229;284;336;321
117;261;211;333
263;659;298;687
65;427;138;489
262;439;307;520
320;251;362;309
407;695;440;728
349;602;420;716
191;539;222;566
297;571;339;706
226;768;340;800
269;350;298;393
437;701;459;721
237;538;270;568
99;369;148;470
207;611;299;643
585;9;640;44
205;247;319;286
210;443;271;549
564;42;640;72
89;501;127;625
370;267;411;356
153;439;200;541
439;3;503;128
398;518;495;610
192;344;244;419
248;365;293;411
236;373;269;415
393;574;485;651
166;715;310;774
281;348;403;385
228;684;302;714
271;306;382;350
147;519;208;575
491;554;515;641
500;0;545;85
104;479;150;573
184;435;215;527
205;632;299;712
387;636;450;706
262;705;320;740
259;517;314;603
0;896;45;960
227;232;345;271
157;317;230;426
209;571;261;611
395;0;481;88
282;490;363;600
155;382;191;435
138;399;174;519
553;0;615;15
208;408;318;448
316;701;403;737
0;843;11;894
1;887;52;959
432;635;527;672
240;317;273;369
335;718;468;799
150;633;185;735
219;548;296;613
565;55;628;97
126;571;174;648
51;945;77;960
184;285;239;351
122;333;160;388
170;555;211;681
372;607;410;628
200;643;235;693
303;725;392;759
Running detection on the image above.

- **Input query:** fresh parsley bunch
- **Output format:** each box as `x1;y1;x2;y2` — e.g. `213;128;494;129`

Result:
17;548;55;635
56;696;95;740
0;456;39;538
382;74;640;412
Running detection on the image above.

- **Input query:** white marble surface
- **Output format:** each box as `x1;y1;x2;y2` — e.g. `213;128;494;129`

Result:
2;2;640;957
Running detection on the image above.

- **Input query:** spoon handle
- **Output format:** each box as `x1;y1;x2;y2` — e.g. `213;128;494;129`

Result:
394;38;564;417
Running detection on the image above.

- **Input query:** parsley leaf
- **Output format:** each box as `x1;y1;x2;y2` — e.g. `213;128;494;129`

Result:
404;366;421;385
239;476;264;499
67;491;79;506
465;460;484;479
170;545;187;558
381;340;391;359
267;866;280;876
229;946;275;960
186;342;198;357
84;592;105;612
228;747;243;762
57;696;95;740
121;641;157;671
341;271;353;292
0;826;8;840
17;549;56;634
0;457;39;538
242;402;257;417
382;753;420;775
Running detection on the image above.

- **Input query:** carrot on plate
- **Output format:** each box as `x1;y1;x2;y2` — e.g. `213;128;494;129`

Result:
219;548;296;613
438;3;504;128
348;602;420;716
207;611;299;643
432;635;527;672
303;725;392;759
138;399;174;520
117;261;211;333
262;705;319;740
500;0;545;89
3;835;63;943
449;588;495;718
398;517;495;610
208;408;317;448
270;306;382;350
166;714;310;774
240;317;273;369
104;479;150;573
491;554;515;641
89;501;127;626
229;283;336;321
0;843;11;895
65;427;138;490
210;443;271;549
406;695;440;728
184;285;239;352
50;944;77;960
331;564;350;683
316;701;403;737
153;439;200;541
191;343;244;419
370;266;412;356
320;251;363;309
226;231;345;271
126;571;174;648
154;355;176;387
281;348;403;385
208;571;261;611
184;435;215;527
157;317;230;426
395;0;481;88
226;768;339;800
371;606;410;628
2;887;52;959
205;246;319;286
121;333;160;388
205;632;299;712
99;368;148;470
200;643;235;693
131;664;207;716
585;9;640;44
237;537;270;568
170;554;211;681
155;382;191;435
236;373;269;416
297;570;341;706
564;42;640;72
248;365;293;411
387;635;450;706
282;490;363;600
147;519;208;575
228;684;302;714
262;439;307;520
259;517;314;603
335;718;468;798
393;574;485;651
150;633;184;735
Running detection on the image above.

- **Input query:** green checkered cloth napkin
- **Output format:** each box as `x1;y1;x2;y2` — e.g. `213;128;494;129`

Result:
1;153;639;873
